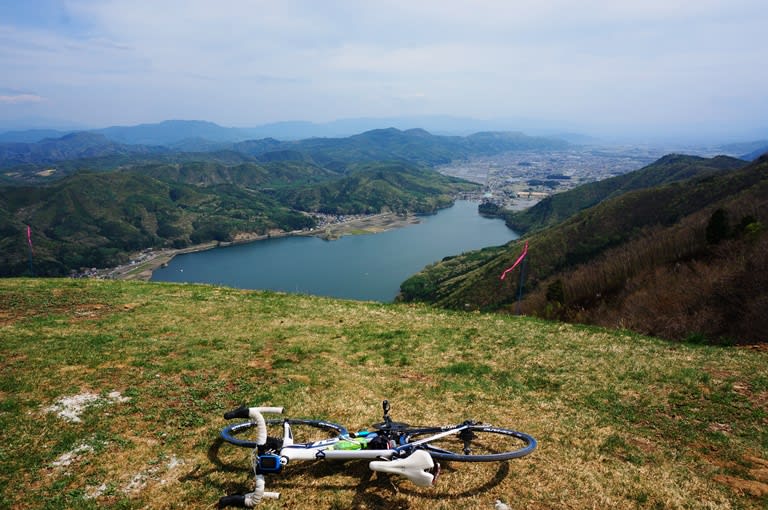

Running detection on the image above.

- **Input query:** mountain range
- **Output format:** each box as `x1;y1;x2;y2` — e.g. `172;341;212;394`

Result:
2;118;765;156
0;116;580;143
2;119;765;344
5;126;550;276
0;127;569;177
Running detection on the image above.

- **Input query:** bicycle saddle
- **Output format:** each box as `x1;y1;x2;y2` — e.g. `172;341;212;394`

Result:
369;450;438;487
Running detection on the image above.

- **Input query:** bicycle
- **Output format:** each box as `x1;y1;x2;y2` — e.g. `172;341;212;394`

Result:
217;400;537;508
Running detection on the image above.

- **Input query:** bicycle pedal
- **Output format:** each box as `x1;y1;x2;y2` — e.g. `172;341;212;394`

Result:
430;462;441;486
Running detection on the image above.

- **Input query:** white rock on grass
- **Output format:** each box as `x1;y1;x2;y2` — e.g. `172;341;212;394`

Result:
84;483;108;499
124;472;148;494
50;444;94;468
107;391;131;403
44;393;100;423
44;391;131;422
122;455;186;494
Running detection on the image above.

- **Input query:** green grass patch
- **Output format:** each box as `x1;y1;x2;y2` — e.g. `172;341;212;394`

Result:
0;278;765;509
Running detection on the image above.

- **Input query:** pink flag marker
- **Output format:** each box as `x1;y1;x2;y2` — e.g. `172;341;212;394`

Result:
500;241;528;280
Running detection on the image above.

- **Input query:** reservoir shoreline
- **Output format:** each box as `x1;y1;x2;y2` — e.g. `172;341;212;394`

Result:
149;200;516;302
94;210;421;281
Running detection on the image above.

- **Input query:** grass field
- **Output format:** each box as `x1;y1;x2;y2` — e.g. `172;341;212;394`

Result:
1;278;766;509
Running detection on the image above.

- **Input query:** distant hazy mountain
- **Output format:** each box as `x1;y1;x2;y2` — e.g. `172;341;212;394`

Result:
240;116;589;140
717;139;768;159
94;117;565;144
93;120;253;145
0;132;166;168
2;117;588;146
741;145;768;161
0;127;568;180
719;139;768;153
549;132;601;145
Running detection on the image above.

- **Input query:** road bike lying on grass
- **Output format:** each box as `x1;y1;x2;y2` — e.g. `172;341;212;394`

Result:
217;400;537;508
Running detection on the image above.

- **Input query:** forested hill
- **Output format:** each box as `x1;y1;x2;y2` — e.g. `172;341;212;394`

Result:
0;171;307;275
399;154;768;344
0;162;476;276
0;126;564;277
500;154;746;233
234;128;570;169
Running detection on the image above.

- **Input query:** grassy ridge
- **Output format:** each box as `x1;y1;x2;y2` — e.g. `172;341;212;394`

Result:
1;278;766;509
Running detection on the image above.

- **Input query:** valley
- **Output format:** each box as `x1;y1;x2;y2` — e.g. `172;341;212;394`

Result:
439;145;681;210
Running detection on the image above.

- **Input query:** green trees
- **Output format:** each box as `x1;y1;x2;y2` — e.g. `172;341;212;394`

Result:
706;208;729;245
399;155;768;343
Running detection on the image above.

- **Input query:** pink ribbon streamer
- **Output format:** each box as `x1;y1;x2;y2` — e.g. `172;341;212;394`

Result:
27;225;33;252
500;241;528;280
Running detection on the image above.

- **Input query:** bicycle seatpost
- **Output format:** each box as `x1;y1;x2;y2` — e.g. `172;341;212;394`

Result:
382;400;392;425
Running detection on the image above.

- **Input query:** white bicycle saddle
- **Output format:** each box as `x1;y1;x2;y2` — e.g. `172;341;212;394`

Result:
369;450;437;487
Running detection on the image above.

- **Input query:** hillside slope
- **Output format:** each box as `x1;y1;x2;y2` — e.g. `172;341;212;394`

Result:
0;172;313;276
503;154;746;233
399;155;768;343
126;159;337;188
274;162;476;214
0;162;477;276
0;278;765;509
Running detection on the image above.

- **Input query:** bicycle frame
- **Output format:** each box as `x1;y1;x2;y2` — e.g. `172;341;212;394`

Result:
277;420;472;462
217;401;536;508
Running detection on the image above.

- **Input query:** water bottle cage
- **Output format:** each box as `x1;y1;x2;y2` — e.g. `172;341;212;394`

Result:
254;453;284;474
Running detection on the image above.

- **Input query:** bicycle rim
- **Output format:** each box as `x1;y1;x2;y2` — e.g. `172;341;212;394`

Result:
401;425;537;462
221;418;348;448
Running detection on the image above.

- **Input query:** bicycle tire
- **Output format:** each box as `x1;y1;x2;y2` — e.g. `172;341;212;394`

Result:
221;418;348;448
400;424;537;462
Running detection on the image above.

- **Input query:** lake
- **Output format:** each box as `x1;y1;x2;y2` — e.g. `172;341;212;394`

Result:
151;200;517;301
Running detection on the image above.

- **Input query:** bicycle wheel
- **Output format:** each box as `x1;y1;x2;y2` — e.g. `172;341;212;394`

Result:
221;418;348;449
401;424;537;462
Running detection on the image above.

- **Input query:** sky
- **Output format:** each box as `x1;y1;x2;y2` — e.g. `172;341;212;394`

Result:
1;0;767;140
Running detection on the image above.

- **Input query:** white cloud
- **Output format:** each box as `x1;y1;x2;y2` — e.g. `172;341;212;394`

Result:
0;0;765;133
0;93;45;104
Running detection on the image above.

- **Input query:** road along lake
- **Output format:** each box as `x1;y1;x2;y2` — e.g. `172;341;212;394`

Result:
151;200;517;301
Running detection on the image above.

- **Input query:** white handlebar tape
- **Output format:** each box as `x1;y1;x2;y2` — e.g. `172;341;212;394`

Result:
244;475;281;506
248;407;284;447
255;407;285;414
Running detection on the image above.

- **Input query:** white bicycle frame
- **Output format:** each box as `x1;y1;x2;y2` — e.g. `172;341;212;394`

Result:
279;417;469;461
240;406;458;505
